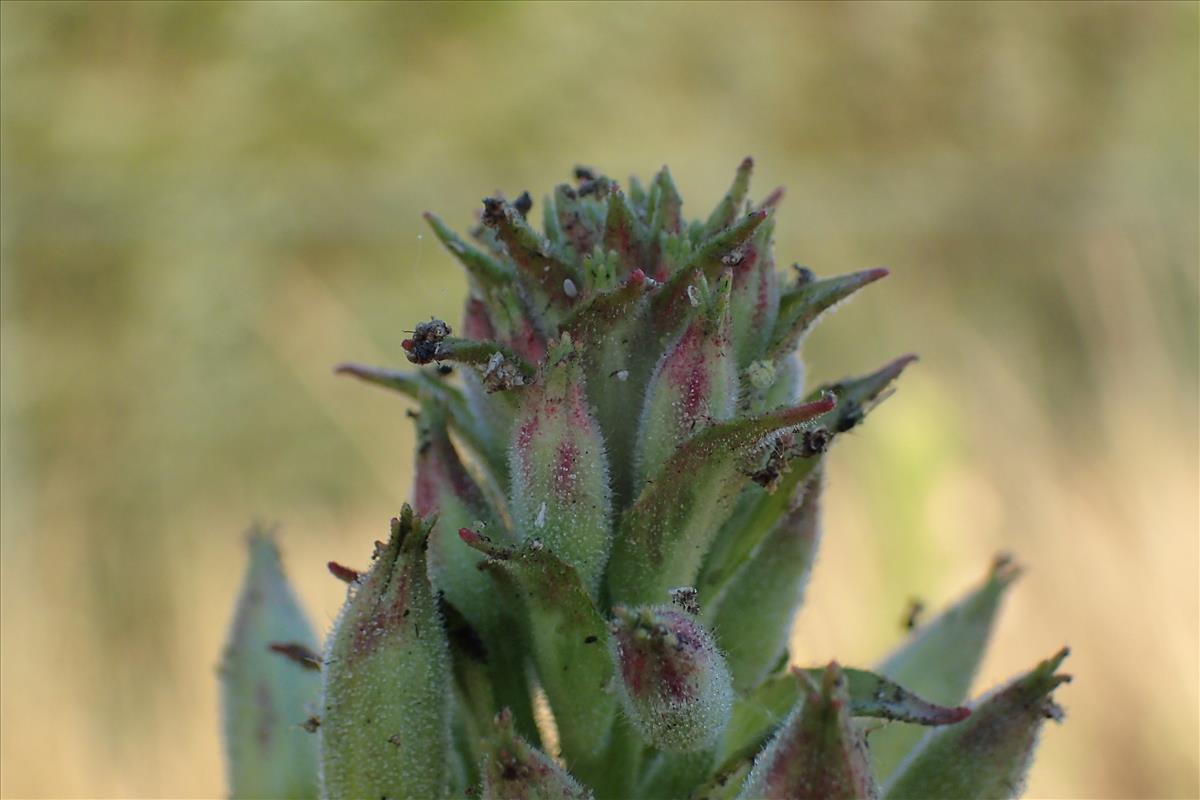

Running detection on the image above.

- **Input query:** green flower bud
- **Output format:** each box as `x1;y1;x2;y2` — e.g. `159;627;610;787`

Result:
220;529;321;799
509;334;613;594
635;270;738;489
319;507;450;800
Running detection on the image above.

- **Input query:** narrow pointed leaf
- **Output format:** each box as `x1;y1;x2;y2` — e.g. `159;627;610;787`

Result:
220;529;320;799
767;267;889;362
707;470;824;692
319;507;451;800
333;362;501;470
608;392;836;606
424;211;513;290
701;355;918;601
870;556;1022;780
718;666;970;768
883;649;1071;800
483;196;579;313
702;156;755;238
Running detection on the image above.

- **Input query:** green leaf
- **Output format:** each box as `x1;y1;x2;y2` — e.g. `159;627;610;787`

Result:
607;393;835;606
718;666;971;770
220;529;320;800
883;649;1071;800
870;556;1022;780
706;469;824;692
461;531;617;780
700;355;918;603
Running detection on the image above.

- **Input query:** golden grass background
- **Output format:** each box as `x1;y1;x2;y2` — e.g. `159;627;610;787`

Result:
1;2;1196;797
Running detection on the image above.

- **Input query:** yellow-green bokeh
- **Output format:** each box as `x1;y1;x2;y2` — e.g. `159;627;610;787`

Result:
1;2;1196;797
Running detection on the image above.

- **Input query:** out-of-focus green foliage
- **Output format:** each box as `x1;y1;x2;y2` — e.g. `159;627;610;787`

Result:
1;2;1195;797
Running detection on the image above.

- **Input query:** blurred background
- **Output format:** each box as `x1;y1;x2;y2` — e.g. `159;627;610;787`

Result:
1;2;1196;797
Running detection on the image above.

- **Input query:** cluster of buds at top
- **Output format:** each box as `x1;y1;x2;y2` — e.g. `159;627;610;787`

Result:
222;160;1070;799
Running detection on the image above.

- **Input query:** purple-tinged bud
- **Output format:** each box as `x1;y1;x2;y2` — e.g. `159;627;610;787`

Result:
740;663;880;800
220;529;320;799
509;334;612;594
609;605;733;752
636;271;738;488
319;507;450;799
481;709;593;800
883;649;1071;800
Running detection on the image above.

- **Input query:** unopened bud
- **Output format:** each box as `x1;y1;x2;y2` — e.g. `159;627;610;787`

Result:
481;708;593;800
740;663;879;800
319;507;450;799
609;605;733;752
510;335;612;594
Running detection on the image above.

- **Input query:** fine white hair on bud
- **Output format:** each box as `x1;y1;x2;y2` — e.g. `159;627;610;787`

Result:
609;605;733;752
